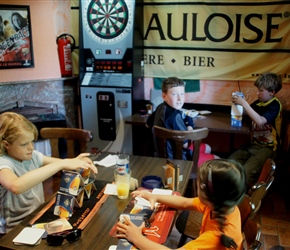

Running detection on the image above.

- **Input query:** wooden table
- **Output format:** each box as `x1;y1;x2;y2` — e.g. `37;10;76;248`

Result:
125;113;251;156
0;155;192;250
125;112;250;134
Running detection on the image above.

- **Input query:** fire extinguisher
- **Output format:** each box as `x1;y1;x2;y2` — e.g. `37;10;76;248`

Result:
56;33;75;77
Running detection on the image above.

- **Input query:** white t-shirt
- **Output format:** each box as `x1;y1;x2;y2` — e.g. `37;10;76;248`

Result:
0;150;44;233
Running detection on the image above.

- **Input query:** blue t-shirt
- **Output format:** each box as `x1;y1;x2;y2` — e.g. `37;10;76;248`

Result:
147;102;194;160
250;97;282;151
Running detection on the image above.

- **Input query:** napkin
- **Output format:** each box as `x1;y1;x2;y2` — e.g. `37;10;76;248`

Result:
199;110;211;115
104;178;139;195
13;227;45;245
104;184;118;195
93;154;117;167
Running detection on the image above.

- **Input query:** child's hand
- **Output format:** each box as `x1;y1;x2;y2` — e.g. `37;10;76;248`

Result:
187;126;194;131
77;153;98;173
131;190;156;210
232;94;246;106
62;153;98;173
116;216;145;242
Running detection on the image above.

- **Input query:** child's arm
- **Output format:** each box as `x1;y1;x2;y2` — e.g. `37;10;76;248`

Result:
232;95;267;126
116;217;180;250
0;153;97;194
183;115;194;130
131;190;194;210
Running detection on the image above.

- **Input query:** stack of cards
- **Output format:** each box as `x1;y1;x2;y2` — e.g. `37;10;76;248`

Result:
53;170;97;218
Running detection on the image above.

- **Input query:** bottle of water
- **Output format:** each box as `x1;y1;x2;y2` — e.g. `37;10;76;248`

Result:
116;154;130;173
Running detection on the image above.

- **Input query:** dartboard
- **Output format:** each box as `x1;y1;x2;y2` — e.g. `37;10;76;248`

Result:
84;0;133;44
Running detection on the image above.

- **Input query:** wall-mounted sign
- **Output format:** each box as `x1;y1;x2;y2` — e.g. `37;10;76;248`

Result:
143;0;290;82
0;5;34;69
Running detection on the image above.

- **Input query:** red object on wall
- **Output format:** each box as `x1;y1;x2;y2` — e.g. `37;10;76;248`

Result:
56;34;75;77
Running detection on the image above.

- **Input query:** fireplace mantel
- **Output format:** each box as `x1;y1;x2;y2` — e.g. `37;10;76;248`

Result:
0;78;79;128
0;76;78;86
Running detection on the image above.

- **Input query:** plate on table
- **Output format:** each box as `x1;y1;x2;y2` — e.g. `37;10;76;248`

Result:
181;109;199;118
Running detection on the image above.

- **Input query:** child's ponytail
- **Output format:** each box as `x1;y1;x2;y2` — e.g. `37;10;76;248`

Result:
213;205;238;249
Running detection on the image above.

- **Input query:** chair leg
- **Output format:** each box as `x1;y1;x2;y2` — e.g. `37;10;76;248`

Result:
175;210;190;247
192;178;197;197
177;234;189;248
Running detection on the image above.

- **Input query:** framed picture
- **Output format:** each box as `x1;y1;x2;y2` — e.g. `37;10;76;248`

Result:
0;5;34;69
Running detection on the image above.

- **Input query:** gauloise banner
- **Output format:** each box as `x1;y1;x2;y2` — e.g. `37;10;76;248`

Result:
143;0;290;82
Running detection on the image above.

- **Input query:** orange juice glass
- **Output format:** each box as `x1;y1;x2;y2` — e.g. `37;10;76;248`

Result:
114;169;131;199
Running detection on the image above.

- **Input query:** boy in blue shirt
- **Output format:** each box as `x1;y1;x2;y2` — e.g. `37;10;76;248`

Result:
146;77;217;165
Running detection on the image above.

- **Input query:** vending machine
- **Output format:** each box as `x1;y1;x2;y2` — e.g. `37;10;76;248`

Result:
79;0;143;154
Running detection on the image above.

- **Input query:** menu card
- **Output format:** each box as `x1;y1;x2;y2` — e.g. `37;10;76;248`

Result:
110;188;180;249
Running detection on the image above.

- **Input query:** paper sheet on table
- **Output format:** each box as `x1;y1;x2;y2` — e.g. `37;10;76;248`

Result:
199;110;211;115
93;154;117;167
104;183;118;195
134;189;172;207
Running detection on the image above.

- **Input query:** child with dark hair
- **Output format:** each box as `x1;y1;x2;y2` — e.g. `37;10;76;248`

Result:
229;72;283;187
117;159;247;249
146;77;219;166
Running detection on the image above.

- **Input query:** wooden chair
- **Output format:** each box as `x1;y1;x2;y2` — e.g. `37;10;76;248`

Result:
40;127;93;158
40;127;93;200
248;158;276;219
175;194;255;247
242;218;262;250
256;158;276;184
248;176;274;219
153;125;209;196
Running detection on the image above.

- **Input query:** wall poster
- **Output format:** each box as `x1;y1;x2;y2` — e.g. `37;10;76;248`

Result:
0;5;34;69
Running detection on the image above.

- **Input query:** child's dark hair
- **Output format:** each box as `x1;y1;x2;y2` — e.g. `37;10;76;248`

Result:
198;159;246;249
161;77;184;93
254;72;282;94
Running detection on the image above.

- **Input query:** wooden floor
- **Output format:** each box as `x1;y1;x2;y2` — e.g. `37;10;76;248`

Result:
43;165;290;250
254;167;290;250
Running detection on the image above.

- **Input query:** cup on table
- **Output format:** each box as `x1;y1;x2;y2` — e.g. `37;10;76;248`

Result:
114;169;131;199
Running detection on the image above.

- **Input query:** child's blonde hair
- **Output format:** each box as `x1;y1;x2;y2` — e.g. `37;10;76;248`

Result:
198;159;246;249
0;112;38;155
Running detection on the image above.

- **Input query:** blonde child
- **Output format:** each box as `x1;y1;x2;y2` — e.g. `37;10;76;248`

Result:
0;112;97;234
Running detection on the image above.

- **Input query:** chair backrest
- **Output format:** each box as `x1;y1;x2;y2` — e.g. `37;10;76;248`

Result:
256;158;276;184
238;194;256;230
248;176;274;220
153;125;209;173
247;158;275;219
40;127;93;158
242;218;262;250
